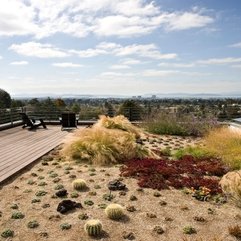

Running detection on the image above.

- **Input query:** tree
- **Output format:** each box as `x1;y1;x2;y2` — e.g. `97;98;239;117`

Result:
54;98;66;108
0;88;11;108
118;100;142;121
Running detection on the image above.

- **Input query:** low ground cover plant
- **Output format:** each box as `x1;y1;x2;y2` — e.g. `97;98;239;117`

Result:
143;113;218;137
204;127;241;169
120;156;229;195
174;146;212;160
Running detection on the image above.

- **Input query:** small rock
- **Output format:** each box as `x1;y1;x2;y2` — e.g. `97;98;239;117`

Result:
108;180;126;191
193;216;206;222
122;231;135;240
153;226;164;234
57;200;82;214
146;212;157;218
126;205;136;212
55;189;68;197
159;200;167;206
129;195;137;201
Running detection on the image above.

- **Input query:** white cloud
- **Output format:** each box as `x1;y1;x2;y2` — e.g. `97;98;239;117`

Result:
69;42;177;60
158;62;195;68
164;12;213;31
69;48;107;58
110;64;130;70
229;42;241;48
121;58;141;65
0;56;2;60
198;57;241;65
143;69;179;77
10;61;29;65
52;62;83;68
0;0;214;39
100;71;135;77
9;42;69;58
113;43;177;59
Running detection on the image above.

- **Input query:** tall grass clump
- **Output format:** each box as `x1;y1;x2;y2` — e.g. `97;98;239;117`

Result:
204;127;241;169
94;115;141;138
143;113;218;137
62;122;151;166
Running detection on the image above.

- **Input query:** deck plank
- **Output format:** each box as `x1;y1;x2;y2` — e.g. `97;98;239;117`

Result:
0;126;76;183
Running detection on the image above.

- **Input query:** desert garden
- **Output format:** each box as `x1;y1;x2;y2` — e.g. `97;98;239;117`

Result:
1;115;241;241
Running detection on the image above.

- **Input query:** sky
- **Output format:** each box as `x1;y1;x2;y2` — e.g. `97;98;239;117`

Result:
0;0;241;97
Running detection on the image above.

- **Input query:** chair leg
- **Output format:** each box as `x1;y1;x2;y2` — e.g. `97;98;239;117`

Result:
40;119;47;129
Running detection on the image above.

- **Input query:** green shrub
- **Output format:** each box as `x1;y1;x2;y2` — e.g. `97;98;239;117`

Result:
11;212;25;219
143;113;217;137
1;229;14;238
174;146;212;160
27;220;39;228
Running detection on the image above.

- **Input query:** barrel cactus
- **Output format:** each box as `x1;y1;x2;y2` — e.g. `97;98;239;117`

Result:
105;203;124;220
84;219;102;236
72;179;87;191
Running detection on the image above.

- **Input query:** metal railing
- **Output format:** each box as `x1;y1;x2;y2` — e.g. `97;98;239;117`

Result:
0;106;144;129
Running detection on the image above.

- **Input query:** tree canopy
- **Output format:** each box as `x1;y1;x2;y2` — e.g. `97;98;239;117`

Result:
0;88;11;108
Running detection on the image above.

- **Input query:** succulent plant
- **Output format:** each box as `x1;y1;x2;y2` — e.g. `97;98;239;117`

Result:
1;229;14;238
98;203;107;209
84;219;102;236
27;220;39;229
60;223;72;230
54;184;64;190
35;190;47;196
153;226;164;234
53;177;61;183
84;200;94;206
11;212;25;219
183;226;197;234
72;179;87;191
129;195;137;201
27;179;35;185
31;198;41;203
105;204;124;220
94;185;101;189
153;191;161;197
70;192;79;198
103;193;115;201
88;191;97;196
78;213;89;220
38;176;45;180
38;181;47;186
49;173;58;178
89;173;96;176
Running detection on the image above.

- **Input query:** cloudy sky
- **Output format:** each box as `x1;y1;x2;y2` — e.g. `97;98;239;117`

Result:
0;0;241;97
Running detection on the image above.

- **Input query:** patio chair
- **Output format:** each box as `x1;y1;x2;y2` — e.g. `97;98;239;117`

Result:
60;113;78;130
20;113;47;130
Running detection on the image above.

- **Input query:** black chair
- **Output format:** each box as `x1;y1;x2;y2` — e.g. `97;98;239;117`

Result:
60;113;78;130
20;113;47;130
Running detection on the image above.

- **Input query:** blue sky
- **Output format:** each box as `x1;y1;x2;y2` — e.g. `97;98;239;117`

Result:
0;0;241;97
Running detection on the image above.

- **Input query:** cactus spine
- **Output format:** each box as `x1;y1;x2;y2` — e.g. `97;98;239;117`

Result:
84;219;102;236
72;179;87;191
105;203;124;220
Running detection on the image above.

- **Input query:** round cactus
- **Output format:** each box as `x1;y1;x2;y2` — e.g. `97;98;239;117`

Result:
105;203;124;220
84;219;102;236
72;179;87;191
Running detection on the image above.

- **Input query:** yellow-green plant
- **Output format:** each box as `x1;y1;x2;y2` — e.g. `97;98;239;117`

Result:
220;170;241;207
62;127;151;165
204;127;241;169
84;219;102;236
94;115;141;138
105;203;124;220
72;179;87;191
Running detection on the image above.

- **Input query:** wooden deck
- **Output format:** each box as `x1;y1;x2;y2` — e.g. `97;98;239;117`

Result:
0;125;74;183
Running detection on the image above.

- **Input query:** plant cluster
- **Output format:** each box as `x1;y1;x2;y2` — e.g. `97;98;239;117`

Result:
143;112;218;137
204;127;241;169
61;116;152;165
121;156;229;194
